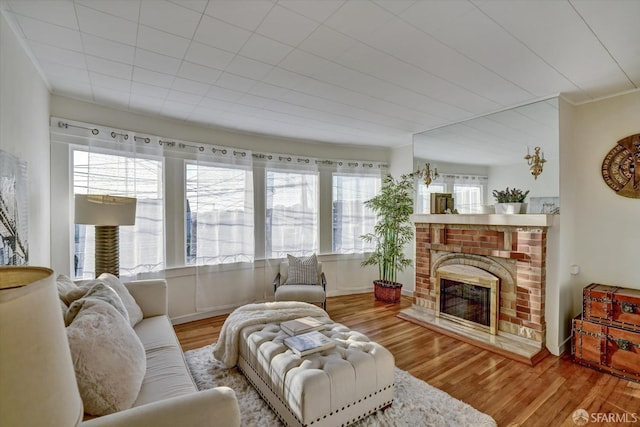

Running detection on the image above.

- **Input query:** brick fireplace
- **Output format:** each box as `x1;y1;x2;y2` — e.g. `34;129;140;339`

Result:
399;214;554;365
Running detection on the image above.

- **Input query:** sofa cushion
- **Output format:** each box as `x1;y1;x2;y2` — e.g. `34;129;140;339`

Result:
66;299;146;416
97;273;144;327
132;316;197;406
65;281;129;326
285;253;319;285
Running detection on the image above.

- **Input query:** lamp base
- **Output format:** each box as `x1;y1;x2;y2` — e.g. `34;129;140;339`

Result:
95;225;120;277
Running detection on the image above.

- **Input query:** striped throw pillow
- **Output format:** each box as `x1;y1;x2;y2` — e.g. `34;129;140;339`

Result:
285;253;319;285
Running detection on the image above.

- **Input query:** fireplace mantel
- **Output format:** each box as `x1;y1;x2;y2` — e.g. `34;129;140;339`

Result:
411;214;555;228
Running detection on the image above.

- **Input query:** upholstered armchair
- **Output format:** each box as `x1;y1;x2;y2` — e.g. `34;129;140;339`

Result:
273;259;327;310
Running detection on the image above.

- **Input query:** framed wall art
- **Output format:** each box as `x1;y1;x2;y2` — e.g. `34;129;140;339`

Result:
0;149;29;265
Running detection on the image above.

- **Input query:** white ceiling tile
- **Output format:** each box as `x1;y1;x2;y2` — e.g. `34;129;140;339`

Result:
184;42;235;70
324;1;394;42
89;71;131;92
166;90;202;105
412;4;572;96
29;41;87;69
85;56;133;80
225;56;273;80
236;93;272;109
134;49;182;75
15;15;83;51
198;97;234;111
194;14;252;52
204;0;274;31
167;0;209;14
571;0;640;87
205;85;244;102
75;0;141;22
9;0;78;29
298;26;355;61
256;5;319;46
372;1;415;16
215;72;257;93
132;66;175;88
276;1;345;23
177;61;222;84
239;34;293;65
76;5;137;45
137;25;191;59
171;77;210;95
140;0;202;39
247;82;289;99
39;60;89;83
81;33;135;64
478;1;627;89
189;107;227;124
131;81;169;98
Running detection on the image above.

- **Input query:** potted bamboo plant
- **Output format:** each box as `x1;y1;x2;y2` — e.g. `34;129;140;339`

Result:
361;173;414;303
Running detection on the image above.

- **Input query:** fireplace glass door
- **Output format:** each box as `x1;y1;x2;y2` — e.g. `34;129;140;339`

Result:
439;279;491;327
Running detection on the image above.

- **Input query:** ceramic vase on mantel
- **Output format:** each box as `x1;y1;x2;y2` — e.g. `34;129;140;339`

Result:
495;202;524;214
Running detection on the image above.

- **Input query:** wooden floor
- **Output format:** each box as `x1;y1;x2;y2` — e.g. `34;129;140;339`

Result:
174;293;640;426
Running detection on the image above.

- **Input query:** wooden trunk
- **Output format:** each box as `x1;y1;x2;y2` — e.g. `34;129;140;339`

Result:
572;316;640;383
583;283;640;331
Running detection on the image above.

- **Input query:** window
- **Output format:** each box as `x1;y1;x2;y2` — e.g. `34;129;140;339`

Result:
73;149;164;278
265;170;318;258
185;162;254;265
453;183;484;214
332;173;380;254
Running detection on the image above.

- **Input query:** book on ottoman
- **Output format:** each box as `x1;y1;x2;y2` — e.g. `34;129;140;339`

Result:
281;316;324;336
284;331;335;357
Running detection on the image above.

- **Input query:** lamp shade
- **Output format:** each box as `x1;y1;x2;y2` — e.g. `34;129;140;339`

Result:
0;267;83;426
75;194;137;226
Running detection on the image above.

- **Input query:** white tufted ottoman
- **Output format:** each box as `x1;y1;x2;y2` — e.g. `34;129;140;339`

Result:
237;319;395;427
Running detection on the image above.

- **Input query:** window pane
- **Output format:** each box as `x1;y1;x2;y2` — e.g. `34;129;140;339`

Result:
73;150;164;278
266;170;318;258
185;163;254;265
332;174;380;254
453;184;483;213
416;181;446;213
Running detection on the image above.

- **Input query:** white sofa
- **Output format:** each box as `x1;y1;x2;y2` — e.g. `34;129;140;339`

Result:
70;278;241;427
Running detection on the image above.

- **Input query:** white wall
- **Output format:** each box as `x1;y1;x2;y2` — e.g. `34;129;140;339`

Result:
0;12;51;266
488;159;559;201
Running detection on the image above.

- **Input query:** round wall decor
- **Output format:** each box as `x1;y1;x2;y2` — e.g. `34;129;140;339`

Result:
601;133;640;199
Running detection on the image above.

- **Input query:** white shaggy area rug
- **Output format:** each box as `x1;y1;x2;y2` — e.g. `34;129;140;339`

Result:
185;344;496;427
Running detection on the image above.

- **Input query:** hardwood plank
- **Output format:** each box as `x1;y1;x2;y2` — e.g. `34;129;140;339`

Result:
174;293;640;426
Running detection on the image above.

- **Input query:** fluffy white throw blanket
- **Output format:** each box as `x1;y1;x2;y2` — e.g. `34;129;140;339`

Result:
212;301;329;368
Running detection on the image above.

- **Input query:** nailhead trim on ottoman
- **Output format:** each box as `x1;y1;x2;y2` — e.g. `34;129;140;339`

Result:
238;320;395;427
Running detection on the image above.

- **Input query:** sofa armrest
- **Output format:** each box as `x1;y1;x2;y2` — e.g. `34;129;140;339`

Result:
124;279;168;318
81;387;240;427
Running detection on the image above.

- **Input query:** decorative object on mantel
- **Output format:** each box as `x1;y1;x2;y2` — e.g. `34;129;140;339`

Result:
361;173;414;303
430;193;454;214
414;162;439;187
601;133;640;199
492;187;530;214
524;146;546;179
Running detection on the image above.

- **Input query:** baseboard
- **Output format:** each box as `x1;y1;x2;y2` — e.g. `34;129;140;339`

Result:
170;303;247;325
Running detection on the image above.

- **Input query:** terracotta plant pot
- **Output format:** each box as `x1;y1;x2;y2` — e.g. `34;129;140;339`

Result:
374;280;402;303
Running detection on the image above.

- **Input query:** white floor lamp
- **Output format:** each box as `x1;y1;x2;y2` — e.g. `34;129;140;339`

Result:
74;194;137;278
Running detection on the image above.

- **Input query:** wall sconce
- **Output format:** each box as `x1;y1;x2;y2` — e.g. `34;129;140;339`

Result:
75;194;137;278
524;146;546;180
415;163;439;187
